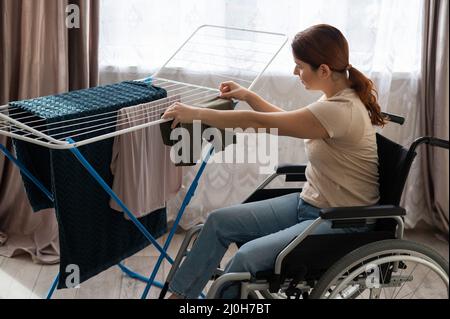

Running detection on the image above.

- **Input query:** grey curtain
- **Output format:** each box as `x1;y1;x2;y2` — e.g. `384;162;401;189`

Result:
418;0;449;235
0;0;99;263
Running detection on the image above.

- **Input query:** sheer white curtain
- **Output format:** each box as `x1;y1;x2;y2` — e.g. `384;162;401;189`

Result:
99;0;425;230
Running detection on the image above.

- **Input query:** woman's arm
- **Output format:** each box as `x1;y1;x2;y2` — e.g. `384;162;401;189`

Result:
162;103;330;140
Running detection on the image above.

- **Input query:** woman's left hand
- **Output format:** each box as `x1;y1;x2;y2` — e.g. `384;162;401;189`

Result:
162;102;202;129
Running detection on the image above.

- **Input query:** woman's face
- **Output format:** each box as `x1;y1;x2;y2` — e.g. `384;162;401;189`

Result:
293;58;319;90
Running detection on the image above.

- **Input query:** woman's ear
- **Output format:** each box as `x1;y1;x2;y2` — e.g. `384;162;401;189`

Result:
318;64;332;79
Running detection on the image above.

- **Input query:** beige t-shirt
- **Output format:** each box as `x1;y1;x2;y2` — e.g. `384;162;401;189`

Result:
300;88;380;209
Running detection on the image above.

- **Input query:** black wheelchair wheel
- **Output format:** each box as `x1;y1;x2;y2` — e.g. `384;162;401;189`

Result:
310;239;449;299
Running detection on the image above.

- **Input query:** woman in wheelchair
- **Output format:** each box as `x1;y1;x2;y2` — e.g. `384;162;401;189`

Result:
162;24;448;299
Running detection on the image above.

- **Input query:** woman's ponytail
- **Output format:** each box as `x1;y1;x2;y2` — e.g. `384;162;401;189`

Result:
348;67;388;127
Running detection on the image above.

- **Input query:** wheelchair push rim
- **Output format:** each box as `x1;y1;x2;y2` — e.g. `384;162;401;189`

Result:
311;240;449;299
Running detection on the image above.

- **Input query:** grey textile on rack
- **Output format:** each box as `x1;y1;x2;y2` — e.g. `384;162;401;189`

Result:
110;95;183;219
160;97;237;166
9;81;169;289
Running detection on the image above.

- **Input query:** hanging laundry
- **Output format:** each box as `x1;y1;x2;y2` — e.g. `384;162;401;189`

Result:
159;97;237;166
110;96;183;219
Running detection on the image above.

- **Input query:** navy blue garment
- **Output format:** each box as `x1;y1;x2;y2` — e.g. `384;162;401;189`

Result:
10;81;169;288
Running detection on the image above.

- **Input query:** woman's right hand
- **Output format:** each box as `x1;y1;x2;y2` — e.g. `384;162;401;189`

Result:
219;81;253;102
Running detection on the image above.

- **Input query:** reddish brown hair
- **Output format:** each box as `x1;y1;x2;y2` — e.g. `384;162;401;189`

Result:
292;24;387;126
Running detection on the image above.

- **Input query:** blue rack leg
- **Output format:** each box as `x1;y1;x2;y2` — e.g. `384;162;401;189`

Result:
140;146;214;299
1;140;213;299
114;147;213;299
67;139;174;264
46;273;60;299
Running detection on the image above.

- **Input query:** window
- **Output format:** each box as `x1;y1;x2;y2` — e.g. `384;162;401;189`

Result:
100;0;424;75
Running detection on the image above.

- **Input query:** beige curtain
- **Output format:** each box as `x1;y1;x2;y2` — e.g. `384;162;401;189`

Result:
417;0;449;235
0;0;99;263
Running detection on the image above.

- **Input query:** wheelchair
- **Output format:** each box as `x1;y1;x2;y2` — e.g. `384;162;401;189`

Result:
160;113;449;299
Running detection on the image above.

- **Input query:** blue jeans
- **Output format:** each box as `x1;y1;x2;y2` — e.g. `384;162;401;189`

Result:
169;193;370;299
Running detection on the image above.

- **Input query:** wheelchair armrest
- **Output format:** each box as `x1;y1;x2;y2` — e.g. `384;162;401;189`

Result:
320;205;406;220
276;164;307;175
275;164;307;182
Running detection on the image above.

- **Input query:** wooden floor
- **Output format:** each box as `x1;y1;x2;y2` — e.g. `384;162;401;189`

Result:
0;228;448;299
0;233;238;299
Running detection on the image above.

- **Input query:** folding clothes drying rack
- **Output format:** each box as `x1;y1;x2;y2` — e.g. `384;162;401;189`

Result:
0;25;288;299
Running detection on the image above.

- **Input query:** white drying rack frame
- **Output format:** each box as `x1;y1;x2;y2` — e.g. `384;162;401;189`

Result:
0;25;288;150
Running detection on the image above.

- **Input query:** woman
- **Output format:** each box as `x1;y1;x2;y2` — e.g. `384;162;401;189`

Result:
162;24;386;299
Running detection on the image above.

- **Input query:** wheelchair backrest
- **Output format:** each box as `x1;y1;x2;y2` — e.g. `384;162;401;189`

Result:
377;133;417;206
